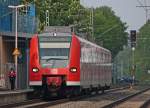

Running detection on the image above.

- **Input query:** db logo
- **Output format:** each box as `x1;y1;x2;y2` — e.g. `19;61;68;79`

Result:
51;69;58;74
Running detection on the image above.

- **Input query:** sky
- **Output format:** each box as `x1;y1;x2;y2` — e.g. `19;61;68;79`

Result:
81;0;150;31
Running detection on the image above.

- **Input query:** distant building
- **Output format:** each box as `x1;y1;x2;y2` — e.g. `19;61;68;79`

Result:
0;0;19;31
0;0;37;89
0;0;38;33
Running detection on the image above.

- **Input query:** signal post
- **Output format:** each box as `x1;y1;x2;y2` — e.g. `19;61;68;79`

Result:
130;30;136;89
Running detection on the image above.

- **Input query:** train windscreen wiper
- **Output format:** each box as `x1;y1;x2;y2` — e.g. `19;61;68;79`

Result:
46;57;68;61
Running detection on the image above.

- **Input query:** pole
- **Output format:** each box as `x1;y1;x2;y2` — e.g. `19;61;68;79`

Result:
8;4;25;89
132;48;135;86
26;47;29;89
91;7;94;41
15;7;18;89
121;61;123;78
136;0;150;21
130;47;135;89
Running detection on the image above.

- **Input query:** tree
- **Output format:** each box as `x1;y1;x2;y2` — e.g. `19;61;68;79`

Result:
113;20;150;83
135;20;150;82
93;6;128;58
21;1;128;57
21;0;81;31
21;0;94;36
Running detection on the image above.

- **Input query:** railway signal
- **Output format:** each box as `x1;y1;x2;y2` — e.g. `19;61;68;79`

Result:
130;30;137;88
130;30;136;42
130;30;136;48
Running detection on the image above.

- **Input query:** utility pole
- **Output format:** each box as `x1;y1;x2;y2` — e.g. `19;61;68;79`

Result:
89;7;94;41
136;0;150;21
91;7;94;41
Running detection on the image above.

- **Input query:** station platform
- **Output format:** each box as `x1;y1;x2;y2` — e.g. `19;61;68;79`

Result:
0;88;33;106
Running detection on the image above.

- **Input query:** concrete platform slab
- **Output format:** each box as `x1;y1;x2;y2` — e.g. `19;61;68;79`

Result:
0;89;33;105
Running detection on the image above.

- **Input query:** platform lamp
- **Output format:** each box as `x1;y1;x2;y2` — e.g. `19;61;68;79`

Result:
8;4;25;89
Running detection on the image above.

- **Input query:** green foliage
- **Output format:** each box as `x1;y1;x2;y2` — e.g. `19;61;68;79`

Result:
21;1;128;57
93;6;128;58
22;0;81;30
21;0;93;38
135;21;150;82
114;21;150;83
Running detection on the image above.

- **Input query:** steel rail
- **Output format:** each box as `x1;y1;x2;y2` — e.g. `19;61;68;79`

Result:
140;97;150;108
102;87;150;108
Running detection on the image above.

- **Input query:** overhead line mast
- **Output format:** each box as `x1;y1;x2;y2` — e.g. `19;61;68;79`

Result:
136;0;150;21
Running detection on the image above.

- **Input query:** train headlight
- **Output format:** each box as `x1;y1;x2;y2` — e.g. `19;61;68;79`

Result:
32;68;39;73
70;67;77;73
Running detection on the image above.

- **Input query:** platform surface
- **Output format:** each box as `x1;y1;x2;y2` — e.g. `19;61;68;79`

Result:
0;88;33;105
0;89;33;95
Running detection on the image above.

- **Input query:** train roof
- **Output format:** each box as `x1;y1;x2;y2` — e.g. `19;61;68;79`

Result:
44;26;72;33
37;32;110;53
76;36;111;53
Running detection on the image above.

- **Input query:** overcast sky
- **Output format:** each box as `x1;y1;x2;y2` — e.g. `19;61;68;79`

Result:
81;0;150;31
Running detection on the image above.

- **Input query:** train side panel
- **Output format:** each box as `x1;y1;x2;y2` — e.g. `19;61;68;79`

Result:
80;46;91;88
79;37;112;89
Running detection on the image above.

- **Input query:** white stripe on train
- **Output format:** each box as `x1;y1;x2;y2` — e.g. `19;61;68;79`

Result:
29;81;42;85
66;81;80;85
29;81;80;86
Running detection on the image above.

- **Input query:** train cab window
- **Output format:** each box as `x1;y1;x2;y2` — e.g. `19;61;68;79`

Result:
39;38;71;68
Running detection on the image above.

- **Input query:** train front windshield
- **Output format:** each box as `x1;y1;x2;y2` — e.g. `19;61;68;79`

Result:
39;36;71;68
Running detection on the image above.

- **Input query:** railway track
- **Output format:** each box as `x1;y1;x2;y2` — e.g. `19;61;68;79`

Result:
43;85;149;108
0;86;129;108
141;97;150;108
102;87;150;108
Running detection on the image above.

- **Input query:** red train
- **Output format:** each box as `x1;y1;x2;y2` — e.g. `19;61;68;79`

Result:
29;32;112;97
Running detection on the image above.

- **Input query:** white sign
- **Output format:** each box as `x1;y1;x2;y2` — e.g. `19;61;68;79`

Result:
51;69;58;74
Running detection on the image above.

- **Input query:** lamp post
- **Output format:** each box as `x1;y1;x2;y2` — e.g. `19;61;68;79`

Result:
8;4;25;89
